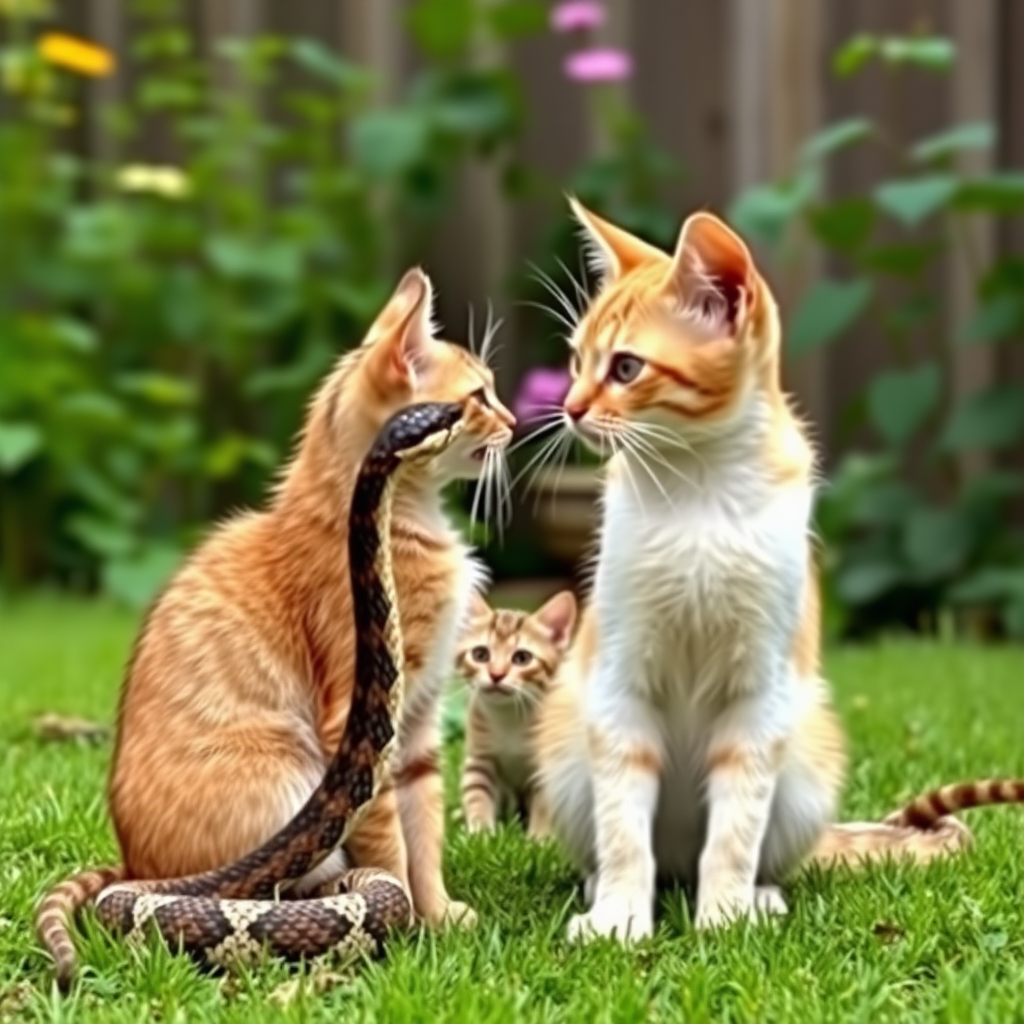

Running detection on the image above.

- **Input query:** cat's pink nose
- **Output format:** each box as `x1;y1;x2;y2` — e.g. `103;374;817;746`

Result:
488;669;507;685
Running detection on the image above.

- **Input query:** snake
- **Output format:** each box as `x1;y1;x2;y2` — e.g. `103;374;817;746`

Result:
36;401;466;990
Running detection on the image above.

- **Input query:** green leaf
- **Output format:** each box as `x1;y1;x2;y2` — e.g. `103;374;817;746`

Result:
788;279;873;354
405;0;475;58
807;198;875;253
851;481;922;526
350;110;431;177
51;317;97;353
879;36;955;71
727;167;819;249
862;241;943;278
834;561;905;605
800;118;873;163
873;175;959;227
116;373;198;406
288;39;369;90
954;172;1024;215
487;0;546;38
902;506;974;579
102;544;183;609
911;122;995;163
948;568;1024;605
66;514;136;558
940;384;1024;452
0;422;43;473
956;292;1024;345
866;363;941;446
833;34;877;78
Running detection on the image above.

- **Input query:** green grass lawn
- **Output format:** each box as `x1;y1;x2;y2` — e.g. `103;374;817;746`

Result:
2;596;1024;1023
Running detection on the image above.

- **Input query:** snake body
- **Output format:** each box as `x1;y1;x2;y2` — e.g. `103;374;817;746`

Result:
37;401;465;988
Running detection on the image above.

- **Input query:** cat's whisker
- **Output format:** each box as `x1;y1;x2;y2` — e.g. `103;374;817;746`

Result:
606;431;645;513
623;428;696;491
616;432;672;506
555;256;590;308
507;412;566;455
527;261;580;330
527;431;574;517
512;426;570;490
479;301;504;370
516;299;576;336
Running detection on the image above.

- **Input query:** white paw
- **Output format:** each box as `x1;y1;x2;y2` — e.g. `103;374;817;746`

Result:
754;885;788;917
566;896;653;945
694;890;756;931
465;819;495;836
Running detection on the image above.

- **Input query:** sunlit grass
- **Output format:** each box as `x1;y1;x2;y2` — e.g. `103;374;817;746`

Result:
2;596;1023;1023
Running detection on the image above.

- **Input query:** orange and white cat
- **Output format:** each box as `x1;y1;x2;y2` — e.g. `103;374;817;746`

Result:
46;269;514;941
455;591;577;836
533;201;845;942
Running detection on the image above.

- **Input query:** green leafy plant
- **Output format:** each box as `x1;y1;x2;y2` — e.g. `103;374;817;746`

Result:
730;32;1024;639
0;0;538;605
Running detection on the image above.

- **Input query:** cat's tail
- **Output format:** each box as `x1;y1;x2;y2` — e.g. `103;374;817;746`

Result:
808;778;1024;868
36;865;125;990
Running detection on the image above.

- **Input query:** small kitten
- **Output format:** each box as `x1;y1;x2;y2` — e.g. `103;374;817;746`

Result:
455;591;577;836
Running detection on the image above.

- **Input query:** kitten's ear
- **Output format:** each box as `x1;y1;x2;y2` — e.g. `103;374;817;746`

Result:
568;195;664;283
467;589;491;625
364;267;436;391
533;590;577;651
668;212;755;338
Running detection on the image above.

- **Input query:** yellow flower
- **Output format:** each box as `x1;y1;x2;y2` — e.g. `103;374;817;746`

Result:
38;32;114;77
116;164;191;199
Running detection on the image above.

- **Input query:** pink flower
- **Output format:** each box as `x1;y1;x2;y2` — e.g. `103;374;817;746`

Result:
514;367;571;424
550;1;605;33
564;47;633;83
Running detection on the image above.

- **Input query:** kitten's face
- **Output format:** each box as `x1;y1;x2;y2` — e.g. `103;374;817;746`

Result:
559;203;778;454
456;591;577;703
348;269;515;481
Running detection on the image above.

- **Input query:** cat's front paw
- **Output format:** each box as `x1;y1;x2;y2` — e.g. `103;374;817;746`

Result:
465;818;496;835
434;899;478;930
566;895;653;945
753;885;788;917
694;888;757;930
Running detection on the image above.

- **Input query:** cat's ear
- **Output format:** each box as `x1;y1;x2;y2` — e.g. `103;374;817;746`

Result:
467;589;491;624
568;195;664;283
364;267;436;391
533;590;577;651
667;212;755;338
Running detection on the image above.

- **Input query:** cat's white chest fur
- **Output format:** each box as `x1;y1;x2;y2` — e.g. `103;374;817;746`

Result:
584;450;815;879
593;454;812;705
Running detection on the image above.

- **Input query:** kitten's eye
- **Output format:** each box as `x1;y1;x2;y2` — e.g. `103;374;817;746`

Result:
471;645;490;664
569;350;582;378
608;353;644;384
511;649;533;666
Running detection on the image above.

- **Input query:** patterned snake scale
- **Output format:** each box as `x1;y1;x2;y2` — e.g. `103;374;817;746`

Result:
40;401;466;987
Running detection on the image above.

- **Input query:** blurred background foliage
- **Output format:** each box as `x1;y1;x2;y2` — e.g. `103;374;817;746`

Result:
0;0;1022;642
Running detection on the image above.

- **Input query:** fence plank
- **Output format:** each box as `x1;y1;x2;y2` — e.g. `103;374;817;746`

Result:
948;0;998;480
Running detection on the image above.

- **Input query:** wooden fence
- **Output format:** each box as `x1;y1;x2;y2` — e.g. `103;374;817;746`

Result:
55;0;1024;471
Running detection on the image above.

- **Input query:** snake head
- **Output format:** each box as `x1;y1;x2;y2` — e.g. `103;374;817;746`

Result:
377;401;466;465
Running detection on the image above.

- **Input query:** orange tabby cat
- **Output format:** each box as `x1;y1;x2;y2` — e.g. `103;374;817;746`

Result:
40;269;514;961
532;201;846;941
531;201;1022;943
456;590;577;836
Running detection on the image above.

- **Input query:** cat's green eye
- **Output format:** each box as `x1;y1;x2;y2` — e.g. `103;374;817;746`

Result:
471;645;490;663
511;649;533;666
